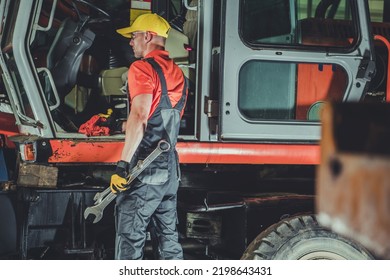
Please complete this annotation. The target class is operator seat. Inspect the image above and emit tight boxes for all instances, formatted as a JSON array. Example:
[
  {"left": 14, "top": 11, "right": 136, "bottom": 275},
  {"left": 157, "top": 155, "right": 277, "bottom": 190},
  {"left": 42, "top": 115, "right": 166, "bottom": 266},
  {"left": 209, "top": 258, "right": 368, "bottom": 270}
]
[
  {"left": 44, "top": 17, "right": 96, "bottom": 132},
  {"left": 47, "top": 17, "right": 95, "bottom": 100}
]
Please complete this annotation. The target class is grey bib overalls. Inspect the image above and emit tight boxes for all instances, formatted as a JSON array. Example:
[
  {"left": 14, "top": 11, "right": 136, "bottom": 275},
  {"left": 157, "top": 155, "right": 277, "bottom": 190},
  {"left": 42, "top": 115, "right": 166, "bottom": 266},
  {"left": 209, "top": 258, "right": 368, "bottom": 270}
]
[{"left": 115, "top": 57, "right": 187, "bottom": 260}]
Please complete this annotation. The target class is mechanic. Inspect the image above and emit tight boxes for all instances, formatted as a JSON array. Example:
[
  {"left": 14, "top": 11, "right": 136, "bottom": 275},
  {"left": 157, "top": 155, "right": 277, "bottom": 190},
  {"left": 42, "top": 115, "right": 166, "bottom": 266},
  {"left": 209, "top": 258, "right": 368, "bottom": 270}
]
[{"left": 110, "top": 13, "right": 187, "bottom": 260}]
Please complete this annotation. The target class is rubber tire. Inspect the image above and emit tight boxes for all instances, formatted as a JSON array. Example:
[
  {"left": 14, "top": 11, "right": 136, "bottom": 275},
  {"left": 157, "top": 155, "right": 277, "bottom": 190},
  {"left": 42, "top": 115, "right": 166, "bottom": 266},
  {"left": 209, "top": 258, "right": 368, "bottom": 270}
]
[{"left": 241, "top": 215, "right": 374, "bottom": 260}]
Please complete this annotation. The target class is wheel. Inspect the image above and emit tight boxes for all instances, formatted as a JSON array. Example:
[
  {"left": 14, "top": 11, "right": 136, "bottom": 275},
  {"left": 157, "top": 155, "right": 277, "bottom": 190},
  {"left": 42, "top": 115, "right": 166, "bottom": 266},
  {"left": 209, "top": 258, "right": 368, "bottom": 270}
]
[{"left": 241, "top": 215, "right": 374, "bottom": 260}]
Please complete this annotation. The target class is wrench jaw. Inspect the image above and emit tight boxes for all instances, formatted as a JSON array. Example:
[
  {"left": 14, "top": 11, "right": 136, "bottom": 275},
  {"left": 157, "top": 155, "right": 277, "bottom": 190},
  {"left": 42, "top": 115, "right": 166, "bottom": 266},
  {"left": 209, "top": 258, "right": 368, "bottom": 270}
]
[
  {"left": 158, "top": 140, "right": 170, "bottom": 152},
  {"left": 84, "top": 191, "right": 117, "bottom": 223},
  {"left": 84, "top": 206, "right": 103, "bottom": 224},
  {"left": 93, "top": 187, "right": 111, "bottom": 205}
]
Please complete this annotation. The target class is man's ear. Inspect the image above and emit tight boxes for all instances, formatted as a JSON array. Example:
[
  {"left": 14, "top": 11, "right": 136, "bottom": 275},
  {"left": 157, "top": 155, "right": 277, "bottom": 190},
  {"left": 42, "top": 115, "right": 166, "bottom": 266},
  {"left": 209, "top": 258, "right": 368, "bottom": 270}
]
[{"left": 145, "top": 32, "right": 153, "bottom": 43}]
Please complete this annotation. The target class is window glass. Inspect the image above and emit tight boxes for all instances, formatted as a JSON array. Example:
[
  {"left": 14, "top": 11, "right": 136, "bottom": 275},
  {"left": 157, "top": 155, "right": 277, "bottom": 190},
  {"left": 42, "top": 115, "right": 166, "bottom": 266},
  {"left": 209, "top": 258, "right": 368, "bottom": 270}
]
[
  {"left": 1, "top": 0, "right": 35, "bottom": 120},
  {"left": 240, "top": 0, "right": 356, "bottom": 48},
  {"left": 1, "top": 0, "right": 18, "bottom": 51},
  {"left": 238, "top": 60, "right": 347, "bottom": 121},
  {"left": 369, "top": 0, "right": 384, "bottom": 22},
  {"left": 241, "top": 0, "right": 293, "bottom": 44}
]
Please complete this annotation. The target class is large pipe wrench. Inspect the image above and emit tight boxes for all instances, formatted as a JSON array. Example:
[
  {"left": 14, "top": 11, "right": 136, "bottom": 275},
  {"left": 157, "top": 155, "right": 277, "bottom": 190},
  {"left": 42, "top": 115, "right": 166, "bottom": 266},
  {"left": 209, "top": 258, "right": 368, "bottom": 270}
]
[{"left": 84, "top": 140, "right": 170, "bottom": 223}]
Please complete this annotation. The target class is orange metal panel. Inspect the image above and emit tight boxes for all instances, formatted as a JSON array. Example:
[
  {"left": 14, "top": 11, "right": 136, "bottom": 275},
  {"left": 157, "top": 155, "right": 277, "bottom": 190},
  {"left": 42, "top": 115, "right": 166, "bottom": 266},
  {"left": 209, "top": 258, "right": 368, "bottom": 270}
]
[
  {"left": 0, "top": 112, "right": 18, "bottom": 136},
  {"left": 177, "top": 142, "right": 320, "bottom": 164},
  {"left": 0, "top": 112, "right": 18, "bottom": 148},
  {"left": 48, "top": 140, "right": 320, "bottom": 165},
  {"left": 296, "top": 64, "right": 346, "bottom": 120},
  {"left": 49, "top": 140, "right": 123, "bottom": 163}
]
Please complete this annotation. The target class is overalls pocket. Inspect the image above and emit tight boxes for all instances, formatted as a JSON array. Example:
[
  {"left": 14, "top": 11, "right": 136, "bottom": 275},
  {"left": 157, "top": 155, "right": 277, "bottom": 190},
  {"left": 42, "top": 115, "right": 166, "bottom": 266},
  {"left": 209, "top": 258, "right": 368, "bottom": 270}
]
[{"left": 137, "top": 153, "right": 169, "bottom": 185}]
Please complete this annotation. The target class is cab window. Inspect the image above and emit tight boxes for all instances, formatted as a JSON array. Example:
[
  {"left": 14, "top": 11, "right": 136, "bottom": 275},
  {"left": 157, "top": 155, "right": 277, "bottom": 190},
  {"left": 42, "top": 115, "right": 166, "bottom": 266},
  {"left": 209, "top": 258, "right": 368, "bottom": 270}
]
[
  {"left": 240, "top": 0, "right": 357, "bottom": 48},
  {"left": 238, "top": 60, "right": 347, "bottom": 121},
  {"left": 0, "top": 0, "right": 36, "bottom": 121}
]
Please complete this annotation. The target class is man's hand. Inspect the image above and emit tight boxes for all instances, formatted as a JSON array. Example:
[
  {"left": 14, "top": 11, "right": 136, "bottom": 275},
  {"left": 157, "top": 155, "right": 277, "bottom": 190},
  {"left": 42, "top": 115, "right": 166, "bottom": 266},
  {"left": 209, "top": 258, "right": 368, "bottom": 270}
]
[{"left": 110, "top": 160, "right": 129, "bottom": 193}]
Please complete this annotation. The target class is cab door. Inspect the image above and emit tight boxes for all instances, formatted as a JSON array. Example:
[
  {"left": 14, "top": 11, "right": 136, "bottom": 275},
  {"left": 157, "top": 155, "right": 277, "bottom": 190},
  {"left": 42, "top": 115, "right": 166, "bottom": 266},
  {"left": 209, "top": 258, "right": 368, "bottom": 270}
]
[
  {"left": 220, "top": 0, "right": 374, "bottom": 142},
  {"left": 0, "top": 0, "right": 56, "bottom": 138}
]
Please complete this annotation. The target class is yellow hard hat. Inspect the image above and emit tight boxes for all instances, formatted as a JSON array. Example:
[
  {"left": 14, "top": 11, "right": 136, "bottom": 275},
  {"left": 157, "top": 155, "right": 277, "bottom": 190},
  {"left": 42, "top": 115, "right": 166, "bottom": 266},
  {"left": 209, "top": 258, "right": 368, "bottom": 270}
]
[{"left": 116, "top": 13, "right": 171, "bottom": 38}]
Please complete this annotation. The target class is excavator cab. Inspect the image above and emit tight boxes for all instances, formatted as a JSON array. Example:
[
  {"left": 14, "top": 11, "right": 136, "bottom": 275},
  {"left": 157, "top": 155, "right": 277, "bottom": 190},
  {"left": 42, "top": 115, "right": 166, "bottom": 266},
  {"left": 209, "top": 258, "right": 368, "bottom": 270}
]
[
  {"left": 0, "top": 0, "right": 388, "bottom": 260},
  {"left": 1, "top": 0, "right": 378, "bottom": 142}
]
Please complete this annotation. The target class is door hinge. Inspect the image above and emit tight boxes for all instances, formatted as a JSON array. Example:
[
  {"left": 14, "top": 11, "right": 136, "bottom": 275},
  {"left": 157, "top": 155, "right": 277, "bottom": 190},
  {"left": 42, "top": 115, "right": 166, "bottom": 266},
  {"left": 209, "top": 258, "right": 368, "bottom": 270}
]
[
  {"left": 356, "top": 50, "right": 375, "bottom": 82},
  {"left": 204, "top": 97, "right": 219, "bottom": 118}
]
